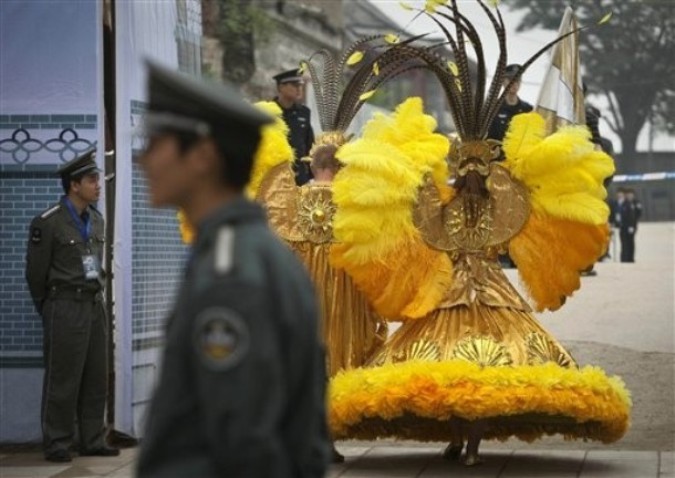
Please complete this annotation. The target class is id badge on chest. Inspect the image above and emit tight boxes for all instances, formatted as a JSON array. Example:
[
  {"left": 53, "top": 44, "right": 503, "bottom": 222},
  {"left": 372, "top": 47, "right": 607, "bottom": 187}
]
[{"left": 82, "top": 254, "right": 101, "bottom": 280}]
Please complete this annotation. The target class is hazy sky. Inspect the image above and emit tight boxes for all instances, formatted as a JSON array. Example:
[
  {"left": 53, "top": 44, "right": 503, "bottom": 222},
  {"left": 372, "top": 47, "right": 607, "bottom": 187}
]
[
  {"left": 369, "top": 0, "right": 556, "bottom": 105},
  {"left": 368, "top": 0, "right": 674, "bottom": 153}
]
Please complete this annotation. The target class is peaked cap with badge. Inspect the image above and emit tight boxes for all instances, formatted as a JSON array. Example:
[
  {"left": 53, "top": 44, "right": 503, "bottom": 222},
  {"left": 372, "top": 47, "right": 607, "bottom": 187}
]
[
  {"left": 57, "top": 146, "right": 101, "bottom": 179},
  {"left": 504, "top": 63, "right": 523, "bottom": 79},
  {"left": 273, "top": 68, "right": 305, "bottom": 85}
]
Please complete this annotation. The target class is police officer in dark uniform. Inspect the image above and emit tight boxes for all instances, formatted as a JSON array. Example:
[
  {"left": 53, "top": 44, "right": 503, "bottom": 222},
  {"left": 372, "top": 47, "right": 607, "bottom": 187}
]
[
  {"left": 136, "top": 61, "right": 329, "bottom": 478},
  {"left": 621, "top": 188, "right": 641, "bottom": 262},
  {"left": 25, "top": 148, "right": 118, "bottom": 462},
  {"left": 487, "top": 64, "right": 533, "bottom": 144},
  {"left": 273, "top": 68, "right": 315, "bottom": 185}
]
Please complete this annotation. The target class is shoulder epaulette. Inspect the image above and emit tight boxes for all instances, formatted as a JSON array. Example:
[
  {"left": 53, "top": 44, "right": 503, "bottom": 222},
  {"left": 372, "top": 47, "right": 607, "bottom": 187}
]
[{"left": 40, "top": 204, "right": 61, "bottom": 220}]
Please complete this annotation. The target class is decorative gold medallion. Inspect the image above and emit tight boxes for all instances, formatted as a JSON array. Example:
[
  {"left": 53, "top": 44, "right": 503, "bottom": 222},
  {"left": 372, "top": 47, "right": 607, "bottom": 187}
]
[
  {"left": 444, "top": 198, "right": 493, "bottom": 251},
  {"left": 297, "top": 186, "right": 336, "bottom": 243},
  {"left": 452, "top": 335, "right": 512, "bottom": 367},
  {"left": 526, "top": 333, "right": 573, "bottom": 368}
]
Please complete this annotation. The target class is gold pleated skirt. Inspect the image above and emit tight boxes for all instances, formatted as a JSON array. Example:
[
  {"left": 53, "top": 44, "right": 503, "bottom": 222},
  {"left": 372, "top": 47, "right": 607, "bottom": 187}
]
[
  {"left": 329, "top": 302, "right": 631, "bottom": 443},
  {"left": 292, "top": 242, "right": 387, "bottom": 377}
]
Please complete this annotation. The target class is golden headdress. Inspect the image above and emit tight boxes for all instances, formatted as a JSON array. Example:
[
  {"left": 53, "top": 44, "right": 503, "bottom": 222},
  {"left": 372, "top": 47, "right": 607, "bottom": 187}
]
[{"left": 300, "top": 34, "right": 431, "bottom": 159}]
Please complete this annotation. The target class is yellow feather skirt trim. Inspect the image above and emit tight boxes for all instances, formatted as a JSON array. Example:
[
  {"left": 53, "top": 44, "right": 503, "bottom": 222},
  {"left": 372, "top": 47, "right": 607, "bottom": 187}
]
[{"left": 329, "top": 359, "right": 631, "bottom": 444}]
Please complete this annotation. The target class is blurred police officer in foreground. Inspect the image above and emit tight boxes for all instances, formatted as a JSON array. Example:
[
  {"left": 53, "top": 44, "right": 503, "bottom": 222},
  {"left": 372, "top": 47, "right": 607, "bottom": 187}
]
[
  {"left": 273, "top": 68, "right": 315, "bottom": 185},
  {"left": 26, "top": 148, "right": 118, "bottom": 462},
  {"left": 136, "top": 61, "right": 329, "bottom": 478}
]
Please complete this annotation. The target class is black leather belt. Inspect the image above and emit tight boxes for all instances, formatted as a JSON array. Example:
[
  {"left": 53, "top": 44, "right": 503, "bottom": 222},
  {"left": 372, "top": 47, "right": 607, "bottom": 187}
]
[{"left": 48, "top": 286, "right": 102, "bottom": 302}]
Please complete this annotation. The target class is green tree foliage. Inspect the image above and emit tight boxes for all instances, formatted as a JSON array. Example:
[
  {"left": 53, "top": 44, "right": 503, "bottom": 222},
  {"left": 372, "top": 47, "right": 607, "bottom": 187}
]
[
  {"left": 505, "top": 0, "right": 675, "bottom": 154},
  {"left": 217, "top": 0, "right": 275, "bottom": 84}
]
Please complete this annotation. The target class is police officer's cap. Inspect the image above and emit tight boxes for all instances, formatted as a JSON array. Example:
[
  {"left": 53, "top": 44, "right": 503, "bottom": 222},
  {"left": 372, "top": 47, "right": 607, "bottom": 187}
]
[
  {"left": 273, "top": 68, "right": 305, "bottom": 85},
  {"left": 145, "top": 60, "right": 273, "bottom": 138},
  {"left": 504, "top": 64, "right": 522, "bottom": 79},
  {"left": 57, "top": 147, "right": 100, "bottom": 179}
]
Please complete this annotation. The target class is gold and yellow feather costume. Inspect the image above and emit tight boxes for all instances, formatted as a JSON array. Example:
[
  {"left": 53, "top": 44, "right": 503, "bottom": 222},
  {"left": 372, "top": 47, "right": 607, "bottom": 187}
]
[
  {"left": 327, "top": 93, "right": 629, "bottom": 443},
  {"left": 251, "top": 90, "right": 393, "bottom": 377}
]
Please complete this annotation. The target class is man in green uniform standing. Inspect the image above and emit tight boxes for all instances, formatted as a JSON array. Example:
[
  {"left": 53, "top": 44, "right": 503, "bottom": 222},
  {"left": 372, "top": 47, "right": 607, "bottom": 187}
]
[
  {"left": 25, "top": 148, "right": 118, "bottom": 462},
  {"left": 136, "top": 61, "right": 329, "bottom": 477}
]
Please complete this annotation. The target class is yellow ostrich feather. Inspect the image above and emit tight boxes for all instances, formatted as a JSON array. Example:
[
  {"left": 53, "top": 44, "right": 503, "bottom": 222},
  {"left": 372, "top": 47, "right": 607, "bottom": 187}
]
[
  {"left": 502, "top": 112, "right": 614, "bottom": 311},
  {"left": 330, "top": 97, "right": 453, "bottom": 320},
  {"left": 245, "top": 101, "right": 294, "bottom": 199},
  {"left": 503, "top": 113, "right": 614, "bottom": 225},
  {"left": 510, "top": 212, "right": 609, "bottom": 311}
]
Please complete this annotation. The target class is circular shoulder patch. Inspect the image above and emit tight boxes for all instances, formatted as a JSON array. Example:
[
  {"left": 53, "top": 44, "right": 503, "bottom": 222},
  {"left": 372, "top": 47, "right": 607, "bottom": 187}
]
[
  {"left": 31, "top": 227, "right": 42, "bottom": 244},
  {"left": 193, "top": 308, "right": 250, "bottom": 371}
]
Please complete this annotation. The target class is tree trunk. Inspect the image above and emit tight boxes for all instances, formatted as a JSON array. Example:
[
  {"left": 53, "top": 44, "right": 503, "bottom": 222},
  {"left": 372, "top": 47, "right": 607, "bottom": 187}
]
[{"left": 619, "top": 122, "right": 641, "bottom": 158}]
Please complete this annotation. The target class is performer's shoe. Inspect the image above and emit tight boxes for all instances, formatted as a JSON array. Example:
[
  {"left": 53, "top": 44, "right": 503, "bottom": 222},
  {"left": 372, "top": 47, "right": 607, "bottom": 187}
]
[
  {"left": 45, "top": 449, "right": 72, "bottom": 463},
  {"left": 442, "top": 444, "right": 463, "bottom": 461},
  {"left": 463, "top": 453, "right": 483, "bottom": 467},
  {"left": 80, "top": 446, "right": 120, "bottom": 457},
  {"left": 332, "top": 445, "right": 345, "bottom": 463}
]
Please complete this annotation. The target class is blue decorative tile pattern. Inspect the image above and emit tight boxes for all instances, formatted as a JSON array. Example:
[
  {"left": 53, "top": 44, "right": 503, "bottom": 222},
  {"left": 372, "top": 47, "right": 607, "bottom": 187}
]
[
  {"left": 0, "top": 168, "right": 62, "bottom": 361},
  {"left": 0, "top": 114, "right": 97, "bottom": 165}
]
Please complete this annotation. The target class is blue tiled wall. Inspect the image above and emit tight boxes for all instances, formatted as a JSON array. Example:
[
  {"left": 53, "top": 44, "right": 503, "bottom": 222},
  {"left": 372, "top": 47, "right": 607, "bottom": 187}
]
[
  {"left": 0, "top": 114, "right": 97, "bottom": 131},
  {"left": 0, "top": 168, "right": 62, "bottom": 364},
  {"left": 131, "top": 161, "right": 188, "bottom": 348}
]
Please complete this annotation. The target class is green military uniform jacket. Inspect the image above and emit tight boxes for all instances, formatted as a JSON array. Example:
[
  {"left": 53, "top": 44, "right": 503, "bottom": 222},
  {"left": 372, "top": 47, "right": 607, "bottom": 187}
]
[
  {"left": 137, "top": 198, "right": 329, "bottom": 478},
  {"left": 26, "top": 198, "right": 105, "bottom": 313}
]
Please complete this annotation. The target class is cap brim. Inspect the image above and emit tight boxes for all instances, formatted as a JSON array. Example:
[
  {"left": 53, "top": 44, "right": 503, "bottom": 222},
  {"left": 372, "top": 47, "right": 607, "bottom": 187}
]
[{"left": 279, "top": 77, "right": 305, "bottom": 85}]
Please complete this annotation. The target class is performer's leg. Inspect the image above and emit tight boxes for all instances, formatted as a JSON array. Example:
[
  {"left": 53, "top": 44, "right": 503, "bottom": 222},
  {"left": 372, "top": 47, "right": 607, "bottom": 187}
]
[
  {"left": 464, "top": 419, "right": 486, "bottom": 466},
  {"left": 442, "top": 417, "right": 464, "bottom": 461}
]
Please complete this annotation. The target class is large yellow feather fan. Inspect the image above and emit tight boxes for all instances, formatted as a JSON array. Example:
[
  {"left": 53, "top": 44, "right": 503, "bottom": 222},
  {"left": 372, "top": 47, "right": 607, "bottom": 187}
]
[
  {"left": 330, "top": 97, "right": 453, "bottom": 320},
  {"left": 503, "top": 112, "right": 615, "bottom": 311}
]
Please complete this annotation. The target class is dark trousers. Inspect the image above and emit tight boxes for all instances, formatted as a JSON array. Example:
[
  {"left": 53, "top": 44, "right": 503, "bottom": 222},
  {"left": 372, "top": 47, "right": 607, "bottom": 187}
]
[
  {"left": 620, "top": 228, "right": 636, "bottom": 262},
  {"left": 41, "top": 297, "right": 108, "bottom": 455}
]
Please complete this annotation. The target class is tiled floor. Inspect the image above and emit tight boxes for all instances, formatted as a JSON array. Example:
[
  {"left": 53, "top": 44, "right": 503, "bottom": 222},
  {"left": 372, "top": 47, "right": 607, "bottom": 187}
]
[{"left": 0, "top": 445, "right": 672, "bottom": 478}]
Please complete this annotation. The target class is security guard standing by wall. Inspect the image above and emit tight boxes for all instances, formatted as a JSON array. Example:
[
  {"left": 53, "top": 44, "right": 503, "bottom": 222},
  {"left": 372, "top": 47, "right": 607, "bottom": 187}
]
[
  {"left": 136, "top": 61, "right": 329, "bottom": 477},
  {"left": 25, "top": 148, "right": 118, "bottom": 462},
  {"left": 273, "top": 68, "right": 315, "bottom": 185}
]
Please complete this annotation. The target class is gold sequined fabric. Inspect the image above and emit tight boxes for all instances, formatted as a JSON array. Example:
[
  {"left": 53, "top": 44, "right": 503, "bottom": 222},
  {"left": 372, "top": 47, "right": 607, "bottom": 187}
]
[
  {"left": 369, "top": 297, "right": 576, "bottom": 369},
  {"left": 372, "top": 164, "right": 574, "bottom": 369},
  {"left": 293, "top": 241, "right": 387, "bottom": 376},
  {"left": 257, "top": 169, "right": 387, "bottom": 376}
]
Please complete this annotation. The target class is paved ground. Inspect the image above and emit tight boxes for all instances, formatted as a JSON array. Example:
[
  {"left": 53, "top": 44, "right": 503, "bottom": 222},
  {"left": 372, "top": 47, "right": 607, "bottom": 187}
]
[
  {"left": 1, "top": 223, "right": 673, "bottom": 477},
  {"left": 0, "top": 446, "right": 673, "bottom": 478}
]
